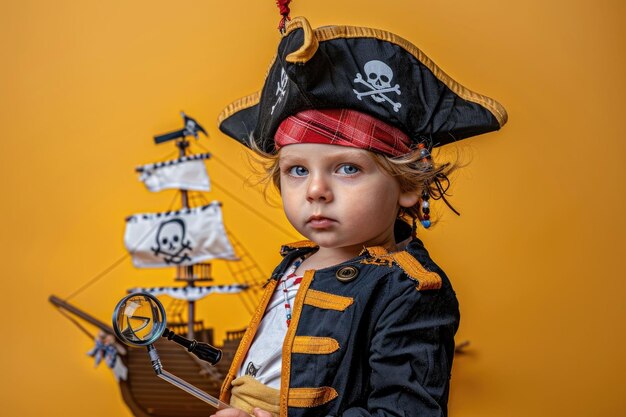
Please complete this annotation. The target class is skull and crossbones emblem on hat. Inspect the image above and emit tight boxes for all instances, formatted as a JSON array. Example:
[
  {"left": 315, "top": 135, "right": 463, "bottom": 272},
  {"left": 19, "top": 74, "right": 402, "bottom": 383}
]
[{"left": 353, "top": 60, "right": 402, "bottom": 112}]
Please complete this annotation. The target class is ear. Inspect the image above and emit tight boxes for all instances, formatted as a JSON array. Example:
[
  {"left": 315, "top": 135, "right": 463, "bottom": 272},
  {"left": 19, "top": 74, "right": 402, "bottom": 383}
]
[{"left": 398, "top": 190, "right": 420, "bottom": 208}]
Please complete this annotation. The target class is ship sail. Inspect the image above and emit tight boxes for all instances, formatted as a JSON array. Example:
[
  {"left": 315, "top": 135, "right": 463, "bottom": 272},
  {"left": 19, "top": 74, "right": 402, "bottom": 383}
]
[
  {"left": 124, "top": 201, "right": 238, "bottom": 268},
  {"left": 128, "top": 284, "right": 248, "bottom": 301},
  {"left": 137, "top": 152, "right": 212, "bottom": 192}
]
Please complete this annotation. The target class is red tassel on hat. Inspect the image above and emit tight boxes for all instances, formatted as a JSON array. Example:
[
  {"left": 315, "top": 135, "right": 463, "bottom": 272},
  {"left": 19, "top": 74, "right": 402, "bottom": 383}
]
[{"left": 276, "top": 0, "right": 291, "bottom": 32}]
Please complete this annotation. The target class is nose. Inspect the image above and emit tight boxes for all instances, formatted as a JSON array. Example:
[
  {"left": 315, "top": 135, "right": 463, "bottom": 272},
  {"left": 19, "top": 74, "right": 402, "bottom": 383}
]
[{"left": 306, "top": 173, "right": 333, "bottom": 203}]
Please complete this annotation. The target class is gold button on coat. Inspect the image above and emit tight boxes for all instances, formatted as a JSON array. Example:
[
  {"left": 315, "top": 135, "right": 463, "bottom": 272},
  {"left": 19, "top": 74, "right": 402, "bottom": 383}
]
[{"left": 336, "top": 266, "right": 359, "bottom": 282}]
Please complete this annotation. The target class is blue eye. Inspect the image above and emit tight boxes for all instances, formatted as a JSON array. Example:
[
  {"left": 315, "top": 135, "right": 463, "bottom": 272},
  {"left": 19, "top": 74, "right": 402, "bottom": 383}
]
[
  {"left": 337, "top": 164, "right": 359, "bottom": 175},
  {"left": 289, "top": 166, "right": 309, "bottom": 176}
]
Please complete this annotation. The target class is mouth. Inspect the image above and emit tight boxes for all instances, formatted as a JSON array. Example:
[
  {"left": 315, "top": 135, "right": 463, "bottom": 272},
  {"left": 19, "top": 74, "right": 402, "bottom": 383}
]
[{"left": 306, "top": 215, "right": 337, "bottom": 229}]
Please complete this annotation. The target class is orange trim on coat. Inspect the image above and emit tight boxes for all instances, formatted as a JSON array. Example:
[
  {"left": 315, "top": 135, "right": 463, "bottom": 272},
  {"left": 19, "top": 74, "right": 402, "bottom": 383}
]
[
  {"left": 292, "top": 336, "right": 340, "bottom": 354},
  {"left": 280, "top": 240, "right": 318, "bottom": 256},
  {"left": 364, "top": 246, "right": 390, "bottom": 257},
  {"left": 304, "top": 289, "right": 353, "bottom": 311},
  {"left": 288, "top": 387, "right": 339, "bottom": 408},
  {"left": 280, "top": 269, "right": 315, "bottom": 416},
  {"left": 219, "top": 279, "right": 279, "bottom": 403},
  {"left": 362, "top": 245, "right": 442, "bottom": 290},
  {"left": 283, "top": 240, "right": 318, "bottom": 249},
  {"left": 390, "top": 251, "right": 442, "bottom": 290}
]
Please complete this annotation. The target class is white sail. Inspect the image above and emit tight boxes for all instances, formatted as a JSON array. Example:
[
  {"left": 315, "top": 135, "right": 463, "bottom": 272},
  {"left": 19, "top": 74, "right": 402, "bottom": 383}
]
[
  {"left": 128, "top": 284, "right": 248, "bottom": 302},
  {"left": 124, "top": 201, "right": 238, "bottom": 268},
  {"left": 137, "top": 153, "right": 211, "bottom": 192}
]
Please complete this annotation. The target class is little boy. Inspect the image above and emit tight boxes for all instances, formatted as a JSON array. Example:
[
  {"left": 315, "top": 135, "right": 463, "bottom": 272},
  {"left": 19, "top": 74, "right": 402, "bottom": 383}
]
[{"left": 214, "top": 17, "right": 507, "bottom": 417}]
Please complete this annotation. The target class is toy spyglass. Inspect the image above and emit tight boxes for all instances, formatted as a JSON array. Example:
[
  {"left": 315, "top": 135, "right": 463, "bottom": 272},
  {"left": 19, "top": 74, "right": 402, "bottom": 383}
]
[{"left": 112, "top": 292, "right": 235, "bottom": 411}]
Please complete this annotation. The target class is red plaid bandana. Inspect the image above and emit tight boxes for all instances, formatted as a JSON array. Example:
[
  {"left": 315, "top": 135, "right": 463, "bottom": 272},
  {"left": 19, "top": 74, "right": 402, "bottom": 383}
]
[{"left": 274, "top": 109, "right": 412, "bottom": 157}]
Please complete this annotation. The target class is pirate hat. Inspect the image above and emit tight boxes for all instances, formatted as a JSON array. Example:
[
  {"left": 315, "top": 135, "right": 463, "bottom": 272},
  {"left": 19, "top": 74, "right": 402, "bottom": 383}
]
[{"left": 218, "top": 17, "right": 507, "bottom": 153}]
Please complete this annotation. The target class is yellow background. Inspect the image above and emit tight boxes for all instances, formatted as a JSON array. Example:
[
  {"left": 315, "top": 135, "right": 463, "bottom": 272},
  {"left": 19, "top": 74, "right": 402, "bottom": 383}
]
[{"left": 1, "top": 0, "right": 625, "bottom": 416}]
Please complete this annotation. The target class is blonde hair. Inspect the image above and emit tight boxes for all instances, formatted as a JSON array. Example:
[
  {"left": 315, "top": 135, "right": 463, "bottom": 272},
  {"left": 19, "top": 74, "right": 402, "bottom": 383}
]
[
  {"left": 246, "top": 135, "right": 459, "bottom": 226},
  {"left": 369, "top": 150, "right": 457, "bottom": 224}
]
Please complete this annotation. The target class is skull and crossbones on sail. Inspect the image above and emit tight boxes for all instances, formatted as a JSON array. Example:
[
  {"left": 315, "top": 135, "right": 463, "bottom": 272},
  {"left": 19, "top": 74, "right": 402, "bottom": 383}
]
[
  {"left": 125, "top": 202, "right": 237, "bottom": 268},
  {"left": 353, "top": 60, "right": 402, "bottom": 112},
  {"left": 151, "top": 218, "right": 193, "bottom": 264}
]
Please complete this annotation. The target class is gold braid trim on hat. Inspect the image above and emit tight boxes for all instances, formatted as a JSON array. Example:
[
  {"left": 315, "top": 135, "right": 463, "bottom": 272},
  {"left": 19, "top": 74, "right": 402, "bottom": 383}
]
[
  {"left": 299, "top": 17, "right": 508, "bottom": 127},
  {"left": 218, "top": 16, "right": 507, "bottom": 132},
  {"left": 217, "top": 91, "right": 260, "bottom": 126},
  {"left": 284, "top": 18, "right": 319, "bottom": 63}
]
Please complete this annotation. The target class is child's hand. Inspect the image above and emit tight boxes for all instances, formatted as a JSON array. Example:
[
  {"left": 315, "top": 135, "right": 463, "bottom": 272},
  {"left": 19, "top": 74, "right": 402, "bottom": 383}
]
[
  {"left": 211, "top": 407, "right": 272, "bottom": 417},
  {"left": 210, "top": 407, "right": 250, "bottom": 417},
  {"left": 251, "top": 408, "right": 273, "bottom": 417}
]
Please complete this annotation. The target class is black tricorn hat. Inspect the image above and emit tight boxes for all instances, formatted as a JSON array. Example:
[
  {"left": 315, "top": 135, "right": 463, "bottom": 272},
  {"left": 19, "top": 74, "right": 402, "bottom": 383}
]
[{"left": 218, "top": 17, "right": 507, "bottom": 153}]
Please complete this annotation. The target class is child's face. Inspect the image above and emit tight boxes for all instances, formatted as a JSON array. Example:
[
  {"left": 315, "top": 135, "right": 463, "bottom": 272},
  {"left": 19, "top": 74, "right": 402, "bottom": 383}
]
[{"left": 279, "top": 143, "right": 418, "bottom": 251}]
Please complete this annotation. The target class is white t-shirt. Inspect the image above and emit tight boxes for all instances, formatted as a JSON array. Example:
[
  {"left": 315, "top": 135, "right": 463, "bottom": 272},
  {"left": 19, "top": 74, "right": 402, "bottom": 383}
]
[{"left": 237, "top": 260, "right": 303, "bottom": 388}]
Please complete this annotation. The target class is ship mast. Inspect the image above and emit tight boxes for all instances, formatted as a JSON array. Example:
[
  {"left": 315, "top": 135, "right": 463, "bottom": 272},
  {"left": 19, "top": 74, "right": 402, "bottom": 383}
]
[
  {"left": 175, "top": 137, "right": 198, "bottom": 339},
  {"left": 151, "top": 112, "right": 212, "bottom": 340}
]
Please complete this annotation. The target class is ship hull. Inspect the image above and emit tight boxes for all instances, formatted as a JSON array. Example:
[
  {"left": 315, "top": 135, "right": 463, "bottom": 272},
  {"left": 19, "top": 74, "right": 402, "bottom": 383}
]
[{"left": 119, "top": 328, "right": 242, "bottom": 417}]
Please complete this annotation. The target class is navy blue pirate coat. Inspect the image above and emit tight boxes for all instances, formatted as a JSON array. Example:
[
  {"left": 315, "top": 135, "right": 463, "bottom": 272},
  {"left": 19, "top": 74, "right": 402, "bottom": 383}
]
[{"left": 219, "top": 228, "right": 459, "bottom": 417}]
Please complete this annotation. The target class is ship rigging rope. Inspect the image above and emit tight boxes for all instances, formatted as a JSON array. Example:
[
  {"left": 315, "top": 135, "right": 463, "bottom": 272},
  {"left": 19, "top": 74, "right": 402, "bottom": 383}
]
[
  {"left": 58, "top": 306, "right": 96, "bottom": 339},
  {"left": 64, "top": 255, "right": 130, "bottom": 301},
  {"left": 161, "top": 149, "right": 179, "bottom": 162},
  {"left": 194, "top": 143, "right": 300, "bottom": 239},
  {"left": 194, "top": 142, "right": 278, "bottom": 201},
  {"left": 64, "top": 140, "right": 299, "bottom": 300},
  {"left": 185, "top": 190, "right": 263, "bottom": 315},
  {"left": 64, "top": 191, "right": 181, "bottom": 300},
  {"left": 57, "top": 307, "right": 127, "bottom": 354},
  {"left": 211, "top": 180, "right": 300, "bottom": 241}
]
